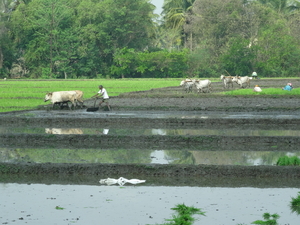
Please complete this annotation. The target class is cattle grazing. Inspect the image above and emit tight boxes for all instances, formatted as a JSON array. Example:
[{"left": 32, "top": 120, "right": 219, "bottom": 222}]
[
  {"left": 193, "top": 79, "right": 212, "bottom": 93},
  {"left": 44, "top": 91, "right": 76, "bottom": 109},
  {"left": 232, "top": 76, "right": 251, "bottom": 88},
  {"left": 180, "top": 79, "right": 194, "bottom": 93},
  {"left": 220, "top": 74, "right": 234, "bottom": 89}
]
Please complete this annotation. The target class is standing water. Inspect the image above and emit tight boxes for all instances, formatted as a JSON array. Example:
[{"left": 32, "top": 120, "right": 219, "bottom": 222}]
[{"left": 0, "top": 182, "right": 299, "bottom": 225}]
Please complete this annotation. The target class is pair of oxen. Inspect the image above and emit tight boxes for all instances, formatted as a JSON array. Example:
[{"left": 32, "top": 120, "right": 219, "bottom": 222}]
[{"left": 44, "top": 90, "right": 84, "bottom": 109}]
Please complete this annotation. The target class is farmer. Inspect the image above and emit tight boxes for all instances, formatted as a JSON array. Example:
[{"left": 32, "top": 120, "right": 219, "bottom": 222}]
[
  {"left": 92, "top": 85, "right": 111, "bottom": 111},
  {"left": 282, "top": 83, "right": 293, "bottom": 91},
  {"left": 252, "top": 71, "right": 258, "bottom": 79},
  {"left": 253, "top": 85, "right": 262, "bottom": 92}
]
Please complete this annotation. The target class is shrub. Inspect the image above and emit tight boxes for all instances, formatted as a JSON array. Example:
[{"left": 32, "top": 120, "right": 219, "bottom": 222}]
[
  {"left": 161, "top": 203, "right": 205, "bottom": 225},
  {"left": 290, "top": 192, "right": 300, "bottom": 215},
  {"left": 251, "top": 213, "right": 280, "bottom": 225},
  {"left": 276, "top": 156, "right": 300, "bottom": 166}
]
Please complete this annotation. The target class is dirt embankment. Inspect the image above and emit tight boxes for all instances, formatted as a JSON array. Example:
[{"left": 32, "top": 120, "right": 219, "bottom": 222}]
[{"left": 1, "top": 162, "right": 300, "bottom": 179}]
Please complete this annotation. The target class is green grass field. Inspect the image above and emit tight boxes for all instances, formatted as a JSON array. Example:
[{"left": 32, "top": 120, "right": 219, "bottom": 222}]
[
  {"left": 224, "top": 88, "right": 300, "bottom": 96},
  {"left": 0, "top": 78, "right": 299, "bottom": 113},
  {"left": 0, "top": 79, "right": 182, "bottom": 112}
]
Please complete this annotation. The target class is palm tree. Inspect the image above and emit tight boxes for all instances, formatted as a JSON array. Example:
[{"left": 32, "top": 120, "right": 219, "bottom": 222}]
[
  {"left": 161, "top": 0, "right": 195, "bottom": 48},
  {"left": 162, "top": 0, "right": 195, "bottom": 29}
]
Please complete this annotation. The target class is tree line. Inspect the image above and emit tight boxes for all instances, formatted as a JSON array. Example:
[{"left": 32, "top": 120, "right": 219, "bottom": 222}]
[{"left": 1, "top": 0, "right": 300, "bottom": 79}]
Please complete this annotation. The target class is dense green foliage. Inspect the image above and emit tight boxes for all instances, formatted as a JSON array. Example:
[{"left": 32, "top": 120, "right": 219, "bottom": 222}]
[{"left": 1, "top": 0, "right": 300, "bottom": 79}]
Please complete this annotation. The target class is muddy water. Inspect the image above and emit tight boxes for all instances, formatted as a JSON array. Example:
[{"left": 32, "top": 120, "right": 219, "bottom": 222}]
[
  {"left": 1, "top": 147, "right": 299, "bottom": 166},
  {"left": 1, "top": 183, "right": 299, "bottom": 225}
]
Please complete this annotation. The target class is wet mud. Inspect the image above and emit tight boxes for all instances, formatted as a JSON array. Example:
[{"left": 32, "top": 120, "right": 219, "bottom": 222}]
[{"left": 1, "top": 78, "right": 300, "bottom": 183}]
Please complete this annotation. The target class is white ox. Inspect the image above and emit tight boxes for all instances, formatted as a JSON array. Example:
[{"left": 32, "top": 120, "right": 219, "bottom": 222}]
[
  {"left": 44, "top": 91, "right": 76, "bottom": 109},
  {"left": 232, "top": 76, "right": 251, "bottom": 88},
  {"left": 220, "top": 75, "right": 234, "bottom": 89},
  {"left": 193, "top": 79, "right": 212, "bottom": 93},
  {"left": 180, "top": 79, "right": 193, "bottom": 93},
  {"left": 73, "top": 90, "right": 84, "bottom": 108}
]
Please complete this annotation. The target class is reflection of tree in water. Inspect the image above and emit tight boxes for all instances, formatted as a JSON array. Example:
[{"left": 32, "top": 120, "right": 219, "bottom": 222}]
[
  {"left": 190, "top": 151, "right": 299, "bottom": 166},
  {"left": 0, "top": 148, "right": 26, "bottom": 163},
  {"left": 248, "top": 151, "right": 300, "bottom": 165},
  {"left": 10, "top": 148, "right": 152, "bottom": 164},
  {"left": 2, "top": 148, "right": 300, "bottom": 165},
  {"left": 164, "top": 150, "right": 195, "bottom": 165},
  {"left": 107, "top": 149, "right": 152, "bottom": 164}
]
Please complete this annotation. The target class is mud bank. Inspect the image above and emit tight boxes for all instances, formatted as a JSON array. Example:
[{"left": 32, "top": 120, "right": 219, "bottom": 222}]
[
  {"left": 1, "top": 162, "right": 300, "bottom": 179},
  {"left": 1, "top": 166, "right": 300, "bottom": 188},
  {"left": 1, "top": 133, "right": 300, "bottom": 150},
  {"left": 1, "top": 116, "right": 300, "bottom": 129}
]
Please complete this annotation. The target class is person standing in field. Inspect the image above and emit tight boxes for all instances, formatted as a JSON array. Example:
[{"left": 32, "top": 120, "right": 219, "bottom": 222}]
[
  {"left": 252, "top": 71, "right": 258, "bottom": 79},
  {"left": 92, "top": 85, "right": 111, "bottom": 111}
]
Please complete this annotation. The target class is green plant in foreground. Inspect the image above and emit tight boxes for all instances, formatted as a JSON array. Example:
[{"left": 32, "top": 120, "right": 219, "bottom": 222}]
[
  {"left": 251, "top": 213, "right": 280, "bottom": 225},
  {"left": 161, "top": 203, "right": 205, "bottom": 225},
  {"left": 290, "top": 192, "right": 300, "bottom": 215},
  {"left": 276, "top": 155, "right": 300, "bottom": 166}
]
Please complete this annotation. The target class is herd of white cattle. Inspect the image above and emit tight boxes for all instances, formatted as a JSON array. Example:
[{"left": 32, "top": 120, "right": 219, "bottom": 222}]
[
  {"left": 180, "top": 75, "right": 251, "bottom": 93},
  {"left": 44, "top": 90, "right": 84, "bottom": 109}
]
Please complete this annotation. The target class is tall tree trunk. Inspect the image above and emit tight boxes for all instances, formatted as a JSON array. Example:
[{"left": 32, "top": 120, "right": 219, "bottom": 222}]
[
  {"left": 0, "top": 47, "right": 3, "bottom": 68},
  {"left": 190, "top": 33, "right": 193, "bottom": 51}
]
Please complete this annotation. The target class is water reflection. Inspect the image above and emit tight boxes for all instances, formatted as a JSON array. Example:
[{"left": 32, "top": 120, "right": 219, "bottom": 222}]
[
  {"left": 102, "top": 129, "right": 109, "bottom": 135},
  {"left": 45, "top": 128, "right": 83, "bottom": 134},
  {"left": 1, "top": 127, "right": 300, "bottom": 136},
  {"left": 0, "top": 148, "right": 299, "bottom": 166}
]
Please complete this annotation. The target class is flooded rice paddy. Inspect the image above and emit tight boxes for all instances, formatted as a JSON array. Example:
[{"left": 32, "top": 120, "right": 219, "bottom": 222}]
[
  {"left": 2, "top": 126, "right": 300, "bottom": 167},
  {"left": 0, "top": 108, "right": 299, "bottom": 225},
  {"left": 1, "top": 123, "right": 300, "bottom": 166}
]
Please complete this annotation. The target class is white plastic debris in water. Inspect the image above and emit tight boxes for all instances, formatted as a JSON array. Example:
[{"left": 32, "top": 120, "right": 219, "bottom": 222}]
[{"left": 99, "top": 177, "right": 146, "bottom": 186}]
